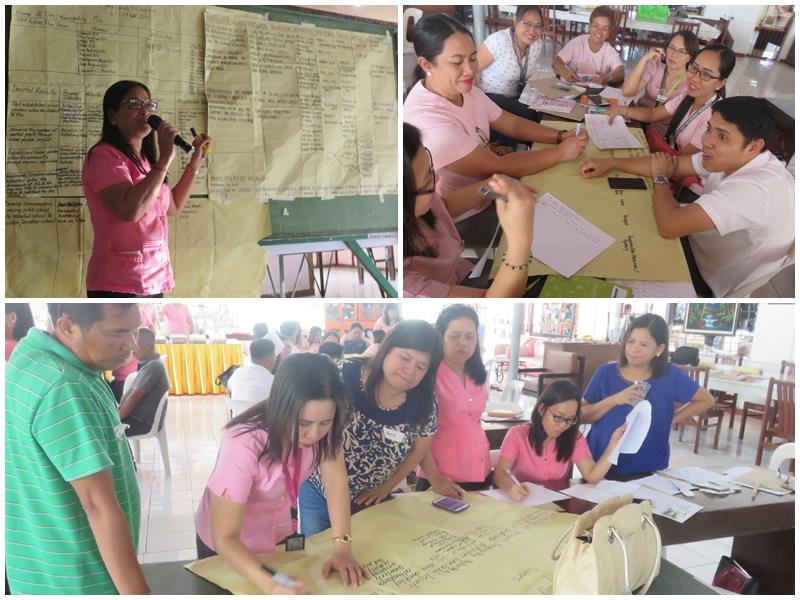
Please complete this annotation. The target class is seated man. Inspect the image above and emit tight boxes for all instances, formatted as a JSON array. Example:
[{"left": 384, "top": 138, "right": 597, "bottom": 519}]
[
  {"left": 227, "top": 338, "right": 276, "bottom": 417},
  {"left": 342, "top": 322, "right": 368, "bottom": 355},
  {"left": 580, "top": 96, "right": 794, "bottom": 297},
  {"left": 119, "top": 327, "right": 170, "bottom": 437}
]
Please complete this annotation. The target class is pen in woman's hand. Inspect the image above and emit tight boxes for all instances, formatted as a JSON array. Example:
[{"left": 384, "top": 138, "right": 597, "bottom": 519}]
[{"left": 479, "top": 186, "right": 508, "bottom": 203}]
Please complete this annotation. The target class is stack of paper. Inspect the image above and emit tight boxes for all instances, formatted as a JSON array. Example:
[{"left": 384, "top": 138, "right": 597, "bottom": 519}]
[
  {"left": 723, "top": 466, "right": 793, "bottom": 495},
  {"left": 585, "top": 113, "right": 643, "bottom": 149},
  {"left": 531, "top": 193, "right": 615, "bottom": 278},
  {"left": 480, "top": 483, "right": 570, "bottom": 507},
  {"left": 661, "top": 467, "right": 741, "bottom": 492}
]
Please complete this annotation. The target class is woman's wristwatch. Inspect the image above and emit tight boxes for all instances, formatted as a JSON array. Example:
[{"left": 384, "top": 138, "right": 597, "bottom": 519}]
[{"left": 653, "top": 175, "right": 670, "bottom": 185}]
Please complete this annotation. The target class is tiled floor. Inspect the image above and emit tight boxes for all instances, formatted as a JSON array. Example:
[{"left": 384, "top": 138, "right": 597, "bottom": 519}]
[{"left": 133, "top": 391, "right": 785, "bottom": 591}]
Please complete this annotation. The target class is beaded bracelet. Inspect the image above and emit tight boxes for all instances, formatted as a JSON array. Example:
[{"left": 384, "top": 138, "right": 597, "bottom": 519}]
[
  {"left": 556, "top": 129, "right": 566, "bottom": 143},
  {"left": 500, "top": 253, "right": 533, "bottom": 271}
]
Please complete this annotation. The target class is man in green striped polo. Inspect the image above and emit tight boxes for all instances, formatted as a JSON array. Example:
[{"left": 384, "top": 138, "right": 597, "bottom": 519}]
[{"left": 6, "top": 303, "right": 150, "bottom": 594}]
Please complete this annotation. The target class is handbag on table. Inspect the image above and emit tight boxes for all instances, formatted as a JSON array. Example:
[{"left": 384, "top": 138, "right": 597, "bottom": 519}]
[{"left": 551, "top": 494, "right": 662, "bottom": 595}]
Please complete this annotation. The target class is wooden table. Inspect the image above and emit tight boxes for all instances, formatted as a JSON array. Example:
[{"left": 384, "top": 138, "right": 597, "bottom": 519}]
[
  {"left": 141, "top": 555, "right": 716, "bottom": 594},
  {"left": 547, "top": 475, "right": 795, "bottom": 595}
]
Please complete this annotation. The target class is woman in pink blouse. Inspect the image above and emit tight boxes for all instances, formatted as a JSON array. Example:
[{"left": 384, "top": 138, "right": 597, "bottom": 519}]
[
  {"left": 194, "top": 354, "right": 367, "bottom": 593},
  {"left": 82, "top": 80, "right": 211, "bottom": 297},
  {"left": 621, "top": 31, "right": 698, "bottom": 138},
  {"left": 494, "top": 380, "right": 626, "bottom": 501},
  {"left": 606, "top": 45, "right": 736, "bottom": 155},
  {"left": 403, "top": 123, "right": 536, "bottom": 298},
  {"left": 404, "top": 14, "right": 587, "bottom": 221},
  {"left": 417, "top": 305, "right": 492, "bottom": 496}
]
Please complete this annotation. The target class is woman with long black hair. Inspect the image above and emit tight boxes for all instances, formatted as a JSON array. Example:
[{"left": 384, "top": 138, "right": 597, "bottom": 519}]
[{"left": 82, "top": 80, "right": 211, "bottom": 297}]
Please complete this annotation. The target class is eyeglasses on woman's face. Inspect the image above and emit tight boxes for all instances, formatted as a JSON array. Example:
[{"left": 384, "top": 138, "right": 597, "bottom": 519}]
[
  {"left": 517, "top": 18, "right": 543, "bottom": 31},
  {"left": 666, "top": 44, "right": 689, "bottom": 56},
  {"left": 687, "top": 62, "right": 722, "bottom": 81},
  {"left": 118, "top": 97, "right": 158, "bottom": 112},
  {"left": 547, "top": 407, "right": 579, "bottom": 426}
]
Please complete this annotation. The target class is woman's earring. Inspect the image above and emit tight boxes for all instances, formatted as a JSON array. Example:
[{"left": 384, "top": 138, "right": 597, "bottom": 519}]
[{"left": 426, "top": 71, "right": 432, "bottom": 76}]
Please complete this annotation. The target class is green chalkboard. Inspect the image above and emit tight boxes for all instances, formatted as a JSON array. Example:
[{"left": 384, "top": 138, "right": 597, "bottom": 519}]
[{"left": 231, "top": 5, "right": 398, "bottom": 238}]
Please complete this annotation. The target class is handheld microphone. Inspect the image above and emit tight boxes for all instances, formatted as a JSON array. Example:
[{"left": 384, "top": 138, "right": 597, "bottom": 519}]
[{"left": 147, "top": 115, "right": 194, "bottom": 154}]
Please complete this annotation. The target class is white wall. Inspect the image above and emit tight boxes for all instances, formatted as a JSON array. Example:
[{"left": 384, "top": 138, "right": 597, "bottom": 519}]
[
  {"left": 749, "top": 303, "right": 795, "bottom": 365},
  {"left": 779, "top": 19, "right": 795, "bottom": 60},
  {"left": 703, "top": 5, "right": 765, "bottom": 54}
]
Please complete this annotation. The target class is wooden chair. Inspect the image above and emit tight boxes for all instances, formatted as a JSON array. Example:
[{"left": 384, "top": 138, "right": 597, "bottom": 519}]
[
  {"left": 710, "top": 389, "right": 738, "bottom": 429},
  {"left": 780, "top": 360, "right": 795, "bottom": 379},
  {"left": 675, "top": 365, "right": 724, "bottom": 453},
  {"left": 672, "top": 19, "right": 700, "bottom": 36},
  {"left": 715, "top": 353, "right": 743, "bottom": 367},
  {"left": 528, "top": 350, "right": 585, "bottom": 397},
  {"left": 755, "top": 378, "right": 795, "bottom": 465},
  {"left": 485, "top": 6, "right": 512, "bottom": 35},
  {"left": 611, "top": 6, "right": 638, "bottom": 54},
  {"left": 539, "top": 7, "right": 560, "bottom": 56},
  {"left": 739, "top": 360, "right": 794, "bottom": 439},
  {"left": 678, "top": 365, "right": 709, "bottom": 388}
]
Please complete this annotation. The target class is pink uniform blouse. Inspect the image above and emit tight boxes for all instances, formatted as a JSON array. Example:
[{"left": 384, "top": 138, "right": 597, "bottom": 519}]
[
  {"left": 664, "top": 94, "right": 716, "bottom": 151},
  {"left": 500, "top": 424, "right": 591, "bottom": 483},
  {"left": 194, "top": 426, "right": 315, "bottom": 553},
  {"left": 82, "top": 144, "right": 174, "bottom": 295},
  {"left": 161, "top": 303, "right": 193, "bottom": 335},
  {"left": 404, "top": 80, "right": 503, "bottom": 219},
  {"left": 419, "top": 362, "right": 490, "bottom": 483},
  {"left": 556, "top": 34, "right": 623, "bottom": 78},
  {"left": 637, "top": 61, "right": 688, "bottom": 138},
  {"left": 403, "top": 195, "right": 473, "bottom": 298}
]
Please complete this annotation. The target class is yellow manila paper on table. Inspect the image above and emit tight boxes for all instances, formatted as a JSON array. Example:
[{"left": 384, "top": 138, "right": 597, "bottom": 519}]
[
  {"left": 491, "top": 124, "right": 690, "bottom": 283},
  {"left": 185, "top": 491, "right": 578, "bottom": 594}
]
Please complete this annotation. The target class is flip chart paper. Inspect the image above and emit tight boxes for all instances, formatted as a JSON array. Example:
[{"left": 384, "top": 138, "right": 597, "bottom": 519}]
[{"left": 185, "top": 491, "right": 578, "bottom": 594}]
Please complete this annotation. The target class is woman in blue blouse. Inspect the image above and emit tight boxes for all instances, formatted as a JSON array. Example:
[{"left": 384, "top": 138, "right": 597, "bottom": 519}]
[
  {"left": 299, "top": 320, "right": 442, "bottom": 536},
  {"left": 582, "top": 314, "right": 714, "bottom": 477}
]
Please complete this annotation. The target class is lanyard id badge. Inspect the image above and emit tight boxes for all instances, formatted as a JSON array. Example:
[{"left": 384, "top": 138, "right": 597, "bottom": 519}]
[
  {"left": 656, "top": 68, "right": 685, "bottom": 106},
  {"left": 282, "top": 452, "right": 306, "bottom": 551},
  {"left": 383, "top": 427, "right": 405, "bottom": 443}
]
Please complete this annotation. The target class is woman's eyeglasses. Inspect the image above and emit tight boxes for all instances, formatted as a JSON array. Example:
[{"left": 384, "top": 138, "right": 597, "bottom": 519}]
[
  {"left": 686, "top": 62, "right": 722, "bottom": 81},
  {"left": 547, "top": 408, "right": 579, "bottom": 426},
  {"left": 517, "top": 19, "right": 543, "bottom": 31},
  {"left": 416, "top": 147, "right": 437, "bottom": 197},
  {"left": 118, "top": 98, "right": 159, "bottom": 112},
  {"left": 666, "top": 44, "right": 689, "bottom": 56}
]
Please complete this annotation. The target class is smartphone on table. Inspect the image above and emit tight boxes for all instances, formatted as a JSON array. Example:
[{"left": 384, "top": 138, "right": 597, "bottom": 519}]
[
  {"left": 608, "top": 177, "right": 648, "bottom": 191},
  {"left": 432, "top": 496, "right": 470, "bottom": 513}
]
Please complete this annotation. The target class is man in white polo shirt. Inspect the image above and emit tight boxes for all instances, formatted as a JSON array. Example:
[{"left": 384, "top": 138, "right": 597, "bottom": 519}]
[
  {"left": 580, "top": 96, "right": 794, "bottom": 297},
  {"left": 227, "top": 338, "right": 275, "bottom": 417}
]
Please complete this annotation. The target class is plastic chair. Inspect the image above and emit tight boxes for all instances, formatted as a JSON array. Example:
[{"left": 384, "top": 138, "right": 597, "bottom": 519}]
[
  {"left": 128, "top": 391, "right": 171, "bottom": 476},
  {"left": 768, "top": 442, "right": 795, "bottom": 473},
  {"left": 121, "top": 370, "right": 171, "bottom": 475}
]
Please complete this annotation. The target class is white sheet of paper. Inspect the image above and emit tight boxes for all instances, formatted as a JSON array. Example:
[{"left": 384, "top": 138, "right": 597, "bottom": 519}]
[
  {"left": 634, "top": 474, "right": 694, "bottom": 496},
  {"left": 599, "top": 86, "right": 636, "bottom": 105},
  {"left": 609, "top": 279, "right": 697, "bottom": 298},
  {"left": 632, "top": 488, "right": 704, "bottom": 523},
  {"left": 480, "top": 483, "right": 570, "bottom": 507},
  {"left": 609, "top": 401, "right": 652, "bottom": 465},
  {"left": 561, "top": 480, "right": 640, "bottom": 504},
  {"left": 468, "top": 224, "right": 500, "bottom": 278},
  {"left": 585, "top": 113, "right": 643, "bottom": 149},
  {"left": 531, "top": 192, "right": 615, "bottom": 278}
]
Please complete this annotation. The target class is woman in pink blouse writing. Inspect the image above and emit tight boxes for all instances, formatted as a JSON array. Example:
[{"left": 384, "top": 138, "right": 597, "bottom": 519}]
[
  {"left": 494, "top": 380, "right": 626, "bottom": 500},
  {"left": 82, "top": 80, "right": 211, "bottom": 297},
  {"left": 194, "top": 354, "right": 368, "bottom": 593},
  {"left": 417, "top": 305, "right": 493, "bottom": 497}
]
